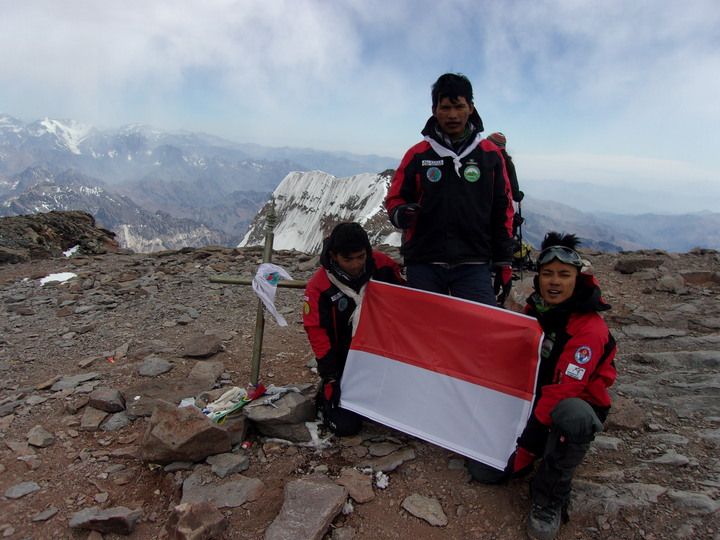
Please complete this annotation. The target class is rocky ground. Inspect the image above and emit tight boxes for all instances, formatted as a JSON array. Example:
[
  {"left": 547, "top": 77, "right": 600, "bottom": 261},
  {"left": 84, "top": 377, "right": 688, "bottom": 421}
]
[{"left": 0, "top": 241, "right": 719, "bottom": 539}]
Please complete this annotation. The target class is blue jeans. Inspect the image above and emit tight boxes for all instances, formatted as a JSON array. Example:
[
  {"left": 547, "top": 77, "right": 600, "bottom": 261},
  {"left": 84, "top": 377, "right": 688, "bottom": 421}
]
[{"left": 406, "top": 263, "right": 495, "bottom": 305}]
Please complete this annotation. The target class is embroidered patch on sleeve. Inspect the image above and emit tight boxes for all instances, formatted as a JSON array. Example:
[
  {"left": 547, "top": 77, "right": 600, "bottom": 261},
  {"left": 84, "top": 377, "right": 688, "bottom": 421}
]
[
  {"left": 574, "top": 345, "right": 592, "bottom": 365},
  {"left": 303, "top": 301, "right": 311, "bottom": 315},
  {"left": 565, "top": 364, "right": 586, "bottom": 380}
]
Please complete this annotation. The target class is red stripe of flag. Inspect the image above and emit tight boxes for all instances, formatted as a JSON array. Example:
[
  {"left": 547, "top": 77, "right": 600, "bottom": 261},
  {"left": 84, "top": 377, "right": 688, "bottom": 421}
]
[{"left": 351, "top": 281, "right": 542, "bottom": 401}]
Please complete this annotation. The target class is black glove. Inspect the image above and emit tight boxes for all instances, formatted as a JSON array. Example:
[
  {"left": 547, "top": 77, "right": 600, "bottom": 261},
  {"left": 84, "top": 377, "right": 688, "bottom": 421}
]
[
  {"left": 316, "top": 351, "right": 340, "bottom": 381},
  {"left": 514, "top": 190, "right": 525, "bottom": 202},
  {"left": 323, "top": 379, "right": 341, "bottom": 409},
  {"left": 493, "top": 263, "right": 513, "bottom": 306},
  {"left": 391, "top": 203, "right": 421, "bottom": 229},
  {"left": 517, "top": 414, "right": 550, "bottom": 456}
]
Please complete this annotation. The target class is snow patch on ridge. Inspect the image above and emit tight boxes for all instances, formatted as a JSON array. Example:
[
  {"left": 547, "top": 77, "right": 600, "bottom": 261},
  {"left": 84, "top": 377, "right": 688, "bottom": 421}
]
[
  {"left": 239, "top": 170, "right": 399, "bottom": 253},
  {"left": 37, "top": 118, "right": 92, "bottom": 155}
]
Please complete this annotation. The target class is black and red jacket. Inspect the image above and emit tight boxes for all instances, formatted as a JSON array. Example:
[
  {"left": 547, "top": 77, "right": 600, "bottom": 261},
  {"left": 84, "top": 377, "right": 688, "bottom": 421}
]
[
  {"left": 385, "top": 115, "right": 515, "bottom": 265},
  {"left": 525, "top": 273, "right": 617, "bottom": 427},
  {"left": 303, "top": 250, "right": 403, "bottom": 381}
]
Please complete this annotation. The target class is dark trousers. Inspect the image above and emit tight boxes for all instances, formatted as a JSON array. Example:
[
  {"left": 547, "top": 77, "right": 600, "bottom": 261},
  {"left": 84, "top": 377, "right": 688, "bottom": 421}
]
[
  {"left": 406, "top": 263, "right": 495, "bottom": 305},
  {"left": 531, "top": 398, "right": 603, "bottom": 509}
]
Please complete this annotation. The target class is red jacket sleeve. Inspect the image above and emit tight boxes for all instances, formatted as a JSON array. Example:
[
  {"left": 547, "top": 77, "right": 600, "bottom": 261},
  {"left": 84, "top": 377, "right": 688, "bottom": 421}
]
[
  {"left": 302, "top": 269, "right": 332, "bottom": 359},
  {"left": 533, "top": 315, "right": 614, "bottom": 425}
]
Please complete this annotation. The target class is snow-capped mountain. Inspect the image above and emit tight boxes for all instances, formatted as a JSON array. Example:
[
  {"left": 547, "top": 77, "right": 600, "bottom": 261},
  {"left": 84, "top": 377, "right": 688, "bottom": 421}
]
[
  {"left": 240, "top": 170, "right": 400, "bottom": 253},
  {"left": 239, "top": 170, "right": 720, "bottom": 254},
  {"left": 0, "top": 113, "right": 398, "bottom": 246},
  {"left": 0, "top": 167, "right": 228, "bottom": 252},
  {"left": 0, "top": 114, "right": 396, "bottom": 184}
]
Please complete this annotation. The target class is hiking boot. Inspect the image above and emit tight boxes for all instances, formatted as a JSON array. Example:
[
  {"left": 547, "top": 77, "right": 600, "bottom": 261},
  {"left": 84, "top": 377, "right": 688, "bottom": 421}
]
[{"left": 526, "top": 502, "right": 561, "bottom": 540}]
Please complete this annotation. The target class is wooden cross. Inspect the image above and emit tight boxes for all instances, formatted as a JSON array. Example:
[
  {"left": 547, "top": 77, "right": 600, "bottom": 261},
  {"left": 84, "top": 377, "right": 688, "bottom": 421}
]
[{"left": 209, "top": 202, "right": 308, "bottom": 385}]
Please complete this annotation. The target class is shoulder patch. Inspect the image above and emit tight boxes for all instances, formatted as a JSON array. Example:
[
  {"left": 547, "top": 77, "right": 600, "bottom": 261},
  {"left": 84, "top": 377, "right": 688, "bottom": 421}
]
[
  {"left": 303, "top": 301, "right": 311, "bottom": 315},
  {"left": 574, "top": 346, "right": 592, "bottom": 365}
]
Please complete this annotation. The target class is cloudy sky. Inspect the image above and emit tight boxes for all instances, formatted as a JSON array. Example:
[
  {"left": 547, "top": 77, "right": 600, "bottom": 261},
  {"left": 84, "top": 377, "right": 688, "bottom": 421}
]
[{"left": 2, "top": 0, "right": 719, "bottom": 208}]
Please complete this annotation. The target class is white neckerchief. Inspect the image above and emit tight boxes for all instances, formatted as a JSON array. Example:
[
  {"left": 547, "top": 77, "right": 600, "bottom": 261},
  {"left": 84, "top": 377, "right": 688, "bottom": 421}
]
[
  {"left": 424, "top": 132, "right": 482, "bottom": 176},
  {"left": 326, "top": 271, "right": 367, "bottom": 336}
]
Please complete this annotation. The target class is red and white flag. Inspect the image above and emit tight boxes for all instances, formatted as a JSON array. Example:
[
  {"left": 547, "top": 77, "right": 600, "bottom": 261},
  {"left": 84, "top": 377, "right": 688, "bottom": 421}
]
[{"left": 340, "top": 280, "right": 543, "bottom": 469}]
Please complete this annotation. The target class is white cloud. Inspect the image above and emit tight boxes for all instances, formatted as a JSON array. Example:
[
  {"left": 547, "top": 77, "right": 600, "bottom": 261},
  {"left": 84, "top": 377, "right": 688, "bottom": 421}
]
[
  {"left": 1, "top": 0, "right": 718, "bottom": 194},
  {"left": 524, "top": 152, "right": 718, "bottom": 187}
]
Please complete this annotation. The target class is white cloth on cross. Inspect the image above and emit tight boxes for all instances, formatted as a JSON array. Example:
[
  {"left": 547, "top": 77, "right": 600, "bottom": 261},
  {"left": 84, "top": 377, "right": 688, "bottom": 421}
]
[{"left": 252, "top": 263, "right": 293, "bottom": 326}]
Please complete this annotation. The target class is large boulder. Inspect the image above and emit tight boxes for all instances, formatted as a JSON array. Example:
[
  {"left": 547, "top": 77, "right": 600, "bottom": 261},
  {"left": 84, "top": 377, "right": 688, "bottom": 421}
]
[{"left": 140, "top": 401, "right": 232, "bottom": 464}]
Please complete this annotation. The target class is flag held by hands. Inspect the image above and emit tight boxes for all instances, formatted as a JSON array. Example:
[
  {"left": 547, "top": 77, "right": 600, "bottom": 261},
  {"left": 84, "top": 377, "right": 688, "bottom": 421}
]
[{"left": 340, "top": 281, "right": 543, "bottom": 470}]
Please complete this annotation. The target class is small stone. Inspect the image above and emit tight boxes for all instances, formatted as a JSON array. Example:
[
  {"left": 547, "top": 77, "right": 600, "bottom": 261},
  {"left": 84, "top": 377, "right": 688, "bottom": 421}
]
[
  {"left": 80, "top": 406, "right": 109, "bottom": 431},
  {"left": 32, "top": 506, "right": 59, "bottom": 522},
  {"left": 592, "top": 435, "right": 622, "bottom": 451},
  {"left": 101, "top": 412, "right": 131, "bottom": 432},
  {"left": 336, "top": 468, "right": 375, "bottom": 503},
  {"left": 138, "top": 356, "right": 174, "bottom": 377},
  {"left": 166, "top": 501, "right": 228, "bottom": 540},
  {"left": 359, "top": 448, "right": 416, "bottom": 473},
  {"left": 667, "top": 489, "right": 720, "bottom": 514},
  {"left": 368, "top": 442, "right": 401, "bottom": 457},
  {"left": 25, "top": 395, "right": 48, "bottom": 406},
  {"left": 27, "top": 425, "right": 55, "bottom": 447},
  {"left": 4, "top": 481, "right": 41, "bottom": 499},
  {"left": 89, "top": 388, "right": 126, "bottom": 413},
  {"left": 206, "top": 452, "right": 250, "bottom": 478},
  {"left": 164, "top": 461, "right": 194, "bottom": 472},
  {"left": 401, "top": 493, "right": 448, "bottom": 526},
  {"left": 69, "top": 506, "right": 142, "bottom": 535}
]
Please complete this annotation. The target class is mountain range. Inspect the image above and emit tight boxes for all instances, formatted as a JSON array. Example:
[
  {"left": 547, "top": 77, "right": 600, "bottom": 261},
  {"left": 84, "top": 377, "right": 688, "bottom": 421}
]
[
  {"left": 1, "top": 113, "right": 718, "bottom": 253},
  {"left": 240, "top": 171, "right": 720, "bottom": 254}
]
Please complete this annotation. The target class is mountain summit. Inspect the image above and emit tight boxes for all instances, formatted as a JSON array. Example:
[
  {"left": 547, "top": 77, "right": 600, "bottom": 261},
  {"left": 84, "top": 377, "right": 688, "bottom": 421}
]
[{"left": 240, "top": 170, "right": 399, "bottom": 253}]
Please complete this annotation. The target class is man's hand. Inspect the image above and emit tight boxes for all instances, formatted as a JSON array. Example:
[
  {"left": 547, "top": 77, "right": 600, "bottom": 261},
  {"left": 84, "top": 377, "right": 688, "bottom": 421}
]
[
  {"left": 493, "top": 263, "right": 513, "bottom": 306},
  {"left": 323, "top": 379, "right": 341, "bottom": 408},
  {"left": 391, "top": 203, "right": 421, "bottom": 229}
]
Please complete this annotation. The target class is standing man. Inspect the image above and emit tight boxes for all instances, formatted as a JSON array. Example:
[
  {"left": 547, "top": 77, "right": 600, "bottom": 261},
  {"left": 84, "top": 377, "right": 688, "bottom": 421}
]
[
  {"left": 385, "top": 73, "right": 514, "bottom": 305},
  {"left": 303, "top": 222, "right": 403, "bottom": 436}
]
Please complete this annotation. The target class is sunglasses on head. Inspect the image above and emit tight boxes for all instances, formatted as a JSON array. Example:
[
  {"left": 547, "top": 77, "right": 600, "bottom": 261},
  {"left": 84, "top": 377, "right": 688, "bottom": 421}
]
[{"left": 537, "top": 245, "right": 583, "bottom": 268}]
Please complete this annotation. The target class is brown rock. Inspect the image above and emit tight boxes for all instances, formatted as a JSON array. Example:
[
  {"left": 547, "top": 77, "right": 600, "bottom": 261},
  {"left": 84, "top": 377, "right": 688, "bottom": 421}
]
[
  {"left": 336, "top": 468, "right": 374, "bottom": 503},
  {"left": 89, "top": 388, "right": 126, "bottom": 413},
  {"left": 68, "top": 506, "right": 142, "bottom": 535},
  {"left": 182, "top": 334, "right": 223, "bottom": 358},
  {"left": 166, "top": 502, "right": 228, "bottom": 540},
  {"left": 264, "top": 477, "right": 347, "bottom": 540},
  {"left": 140, "top": 401, "right": 231, "bottom": 464},
  {"left": 606, "top": 396, "right": 646, "bottom": 431}
]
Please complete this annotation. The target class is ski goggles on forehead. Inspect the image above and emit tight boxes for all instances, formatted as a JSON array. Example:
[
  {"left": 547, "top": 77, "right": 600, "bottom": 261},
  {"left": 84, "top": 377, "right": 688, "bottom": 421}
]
[{"left": 537, "top": 246, "right": 583, "bottom": 268}]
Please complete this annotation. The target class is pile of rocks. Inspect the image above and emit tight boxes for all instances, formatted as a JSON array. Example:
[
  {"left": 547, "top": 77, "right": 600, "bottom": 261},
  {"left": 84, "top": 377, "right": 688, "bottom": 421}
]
[
  {"left": 0, "top": 210, "right": 120, "bottom": 263},
  {"left": 0, "top": 238, "right": 719, "bottom": 539}
]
